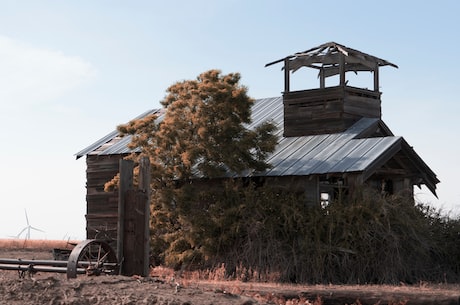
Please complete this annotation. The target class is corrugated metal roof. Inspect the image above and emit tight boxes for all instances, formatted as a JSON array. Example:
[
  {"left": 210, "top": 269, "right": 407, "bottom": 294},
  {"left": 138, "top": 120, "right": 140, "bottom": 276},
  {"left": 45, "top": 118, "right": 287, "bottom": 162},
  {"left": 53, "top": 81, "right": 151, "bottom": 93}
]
[
  {"left": 260, "top": 130, "right": 401, "bottom": 177},
  {"left": 75, "top": 109, "right": 163, "bottom": 159},
  {"left": 76, "top": 96, "right": 439, "bottom": 195},
  {"left": 75, "top": 98, "right": 400, "bottom": 178}
]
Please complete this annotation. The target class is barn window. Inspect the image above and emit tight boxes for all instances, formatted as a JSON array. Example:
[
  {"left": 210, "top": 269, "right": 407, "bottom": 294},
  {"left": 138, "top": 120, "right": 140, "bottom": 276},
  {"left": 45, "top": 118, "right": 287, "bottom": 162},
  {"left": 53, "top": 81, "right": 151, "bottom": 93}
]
[
  {"left": 320, "top": 192, "right": 330, "bottom": 208},
  {"left": 381, "top": 179, "right": 393, "bottom": 196}
]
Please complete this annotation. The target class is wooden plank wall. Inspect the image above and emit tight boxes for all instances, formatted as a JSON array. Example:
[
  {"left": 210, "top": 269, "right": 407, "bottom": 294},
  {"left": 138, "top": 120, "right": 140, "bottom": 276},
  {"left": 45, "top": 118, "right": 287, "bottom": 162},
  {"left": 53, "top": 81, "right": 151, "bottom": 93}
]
[
  {"left": 85, "top": 154, "right": 124, "bottom": 245},
  {"left": 121, "top": 189, "right": 149, "bottom": 276},
  {"left": 283, "top": 86, "right": 381, "bottom": 137},
  {"left": 85, "top": 155, "right": 150, "bottom": 276}
]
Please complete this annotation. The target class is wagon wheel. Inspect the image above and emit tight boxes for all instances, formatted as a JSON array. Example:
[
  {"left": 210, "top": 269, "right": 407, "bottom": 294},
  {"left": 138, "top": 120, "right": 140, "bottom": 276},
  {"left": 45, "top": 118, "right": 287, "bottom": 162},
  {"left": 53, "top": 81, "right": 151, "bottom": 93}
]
[{"left": 66, "top": 239, "right": 118, "bottom": 279}]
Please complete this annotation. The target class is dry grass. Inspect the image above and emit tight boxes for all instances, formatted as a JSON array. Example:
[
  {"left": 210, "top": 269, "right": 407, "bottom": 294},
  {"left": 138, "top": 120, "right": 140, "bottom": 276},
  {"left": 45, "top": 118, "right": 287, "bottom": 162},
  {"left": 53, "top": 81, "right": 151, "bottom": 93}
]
[
  {"left": 150, "top": 265, "right": 450, "bottom": 305},
  {"left": 0, "top": 238, "right": 81, "bottom": 250},
  {"left": 0, "top": 244, "right": 458, "bottom": 305}
]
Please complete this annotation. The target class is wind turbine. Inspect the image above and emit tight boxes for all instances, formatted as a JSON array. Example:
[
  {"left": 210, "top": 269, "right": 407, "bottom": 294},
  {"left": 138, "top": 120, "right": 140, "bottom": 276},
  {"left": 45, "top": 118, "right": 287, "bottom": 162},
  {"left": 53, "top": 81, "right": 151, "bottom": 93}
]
[{"left": 14, "top": 209, "right": 45, "bottom": 240}]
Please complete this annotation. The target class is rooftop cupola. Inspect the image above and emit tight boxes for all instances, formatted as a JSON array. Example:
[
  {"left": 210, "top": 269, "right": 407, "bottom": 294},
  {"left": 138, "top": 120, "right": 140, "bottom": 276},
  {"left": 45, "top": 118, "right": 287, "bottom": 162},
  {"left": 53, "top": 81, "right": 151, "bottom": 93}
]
[{"left": 266, "top": 42, "right": 398, "bottom": 136}]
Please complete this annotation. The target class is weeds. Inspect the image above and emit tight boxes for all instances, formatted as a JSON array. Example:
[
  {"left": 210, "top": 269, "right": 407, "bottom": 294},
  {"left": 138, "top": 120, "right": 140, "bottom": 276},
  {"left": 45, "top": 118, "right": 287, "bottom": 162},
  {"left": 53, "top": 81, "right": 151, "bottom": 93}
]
[{"left": 151, "top": 180, "right": 460, "bottom": 284}]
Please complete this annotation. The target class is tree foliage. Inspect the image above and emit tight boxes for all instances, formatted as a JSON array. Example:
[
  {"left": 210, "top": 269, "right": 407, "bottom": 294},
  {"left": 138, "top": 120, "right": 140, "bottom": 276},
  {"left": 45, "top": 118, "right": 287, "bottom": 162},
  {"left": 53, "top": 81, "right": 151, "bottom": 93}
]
[
  {"left": 110, "top": 69, "right": 278, "bottom": 267},
  {"left": 117, "top": 69, "right": 277, "bottom": 183}
]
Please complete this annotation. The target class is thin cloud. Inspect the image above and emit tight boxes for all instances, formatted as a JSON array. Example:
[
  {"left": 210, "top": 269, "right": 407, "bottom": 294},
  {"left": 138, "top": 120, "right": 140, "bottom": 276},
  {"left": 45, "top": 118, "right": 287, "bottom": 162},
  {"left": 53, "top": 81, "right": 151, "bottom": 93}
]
[{"left": 0, "top": 35, "right": 97, "bottom": 109}]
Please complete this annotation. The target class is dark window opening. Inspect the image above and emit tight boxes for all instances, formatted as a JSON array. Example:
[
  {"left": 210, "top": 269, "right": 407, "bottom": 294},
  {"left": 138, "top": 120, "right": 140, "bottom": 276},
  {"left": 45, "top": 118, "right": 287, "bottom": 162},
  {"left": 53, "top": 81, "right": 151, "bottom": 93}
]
[
  {"left": 381, "top": 179, "right": 393, "bottom": 196},
  {"left": 319, "top": 176, "right": 348, "bottom": 206}
]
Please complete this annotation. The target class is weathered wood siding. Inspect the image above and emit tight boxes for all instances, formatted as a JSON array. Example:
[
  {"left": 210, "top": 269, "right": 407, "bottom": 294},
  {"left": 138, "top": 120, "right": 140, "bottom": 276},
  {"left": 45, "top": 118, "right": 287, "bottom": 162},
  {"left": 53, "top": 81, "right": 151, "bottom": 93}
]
[
  {"left": 85, "top": 154, "right": 124, "bottom": 242},
  {"left": 283, "top": 86, "right": 381, "bottom": 136},
  {"left": 365, "top": 176, "right": 415, "bottom": 199}
]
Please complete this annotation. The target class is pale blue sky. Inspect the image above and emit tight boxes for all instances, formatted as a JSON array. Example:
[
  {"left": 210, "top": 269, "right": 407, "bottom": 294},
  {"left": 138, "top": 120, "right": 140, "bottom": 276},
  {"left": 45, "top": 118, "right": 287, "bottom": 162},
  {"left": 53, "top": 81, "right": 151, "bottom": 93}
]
[{"left": 0, "top": 1, "right": 459, "bottom": 240}]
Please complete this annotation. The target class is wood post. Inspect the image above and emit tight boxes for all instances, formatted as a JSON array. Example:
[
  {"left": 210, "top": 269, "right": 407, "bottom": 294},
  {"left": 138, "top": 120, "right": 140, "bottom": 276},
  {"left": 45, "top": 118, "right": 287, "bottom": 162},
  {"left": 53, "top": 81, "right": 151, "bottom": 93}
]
[
  {"left": 319, "top": 68, "right": 325, "bottom": 88},
  {"left": 117, "top": 158, "right": 151, "bottom": 276},
  {"left": 374, "top": 64, "right": 379, "bottom": 92},
  {"left": 138, "top": 157, "right": 151, "bottom": 277},
  {"left": 117, "top": 159, "right": 133, "bottom": 272},
  {"left": 284, "top": 58, "right": 290, "bottom": 93},
  {"left": 339, "top": 53, "right": 346, "bottom": 87}
]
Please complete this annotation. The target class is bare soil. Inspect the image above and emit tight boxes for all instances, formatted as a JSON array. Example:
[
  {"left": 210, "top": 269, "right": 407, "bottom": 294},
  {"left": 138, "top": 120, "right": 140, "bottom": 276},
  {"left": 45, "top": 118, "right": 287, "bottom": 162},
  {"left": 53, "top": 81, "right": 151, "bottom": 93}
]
[{"left": 0, "top": 244, "right": 459, "bottom": 305}]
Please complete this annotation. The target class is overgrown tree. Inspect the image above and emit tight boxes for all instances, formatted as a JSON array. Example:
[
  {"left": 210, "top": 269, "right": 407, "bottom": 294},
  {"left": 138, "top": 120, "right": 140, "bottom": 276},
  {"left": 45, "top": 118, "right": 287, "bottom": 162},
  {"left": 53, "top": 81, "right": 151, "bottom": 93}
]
[
  {"left": 116, "top": 69, "right": 277, "bottom": 181},
  {"left": 108, "top": 69, "right": 278, "bottom": 267}
]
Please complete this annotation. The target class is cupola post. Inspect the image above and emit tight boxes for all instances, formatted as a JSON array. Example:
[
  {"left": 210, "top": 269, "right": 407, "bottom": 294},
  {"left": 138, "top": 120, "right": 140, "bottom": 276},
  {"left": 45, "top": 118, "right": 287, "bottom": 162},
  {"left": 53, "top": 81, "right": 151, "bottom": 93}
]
[{"left": 266, "top": 42, "right": 398, "bottom": 137}]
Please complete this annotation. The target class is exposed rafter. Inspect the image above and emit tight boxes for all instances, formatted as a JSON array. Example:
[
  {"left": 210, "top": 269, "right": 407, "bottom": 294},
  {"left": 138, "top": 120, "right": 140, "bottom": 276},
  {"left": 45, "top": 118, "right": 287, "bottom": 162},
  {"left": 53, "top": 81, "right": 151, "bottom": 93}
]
[
  {"left": 266, "top": 41, "right": 398, "bottom": 72},
  {"left": 266, "top": 42, "right": 398, "bottom": 92}
]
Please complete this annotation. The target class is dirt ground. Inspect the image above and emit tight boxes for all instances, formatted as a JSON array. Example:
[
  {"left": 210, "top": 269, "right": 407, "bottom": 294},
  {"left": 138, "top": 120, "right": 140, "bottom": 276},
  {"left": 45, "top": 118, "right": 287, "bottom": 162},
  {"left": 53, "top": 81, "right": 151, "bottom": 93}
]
[{"left": 0, "top": 247, "right": 459, "bottom": 305}]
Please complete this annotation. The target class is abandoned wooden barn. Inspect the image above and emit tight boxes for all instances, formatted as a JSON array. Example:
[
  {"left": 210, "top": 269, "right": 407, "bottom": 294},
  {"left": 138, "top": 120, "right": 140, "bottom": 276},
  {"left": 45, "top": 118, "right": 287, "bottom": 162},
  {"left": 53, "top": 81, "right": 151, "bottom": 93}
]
[{"left": 76, "top": 42, "right": 439, "bottom": 240}]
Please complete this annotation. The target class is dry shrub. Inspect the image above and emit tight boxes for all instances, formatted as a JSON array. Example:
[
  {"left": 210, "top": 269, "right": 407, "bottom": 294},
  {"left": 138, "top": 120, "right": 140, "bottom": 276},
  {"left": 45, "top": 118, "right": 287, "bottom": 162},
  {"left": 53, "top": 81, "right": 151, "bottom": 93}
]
[
  {"left": 177, "top": 263, "right": 282, "bottom": 283},
  {"left": 154, "top": 181, "right": 460, "bottom": 284},
  {"left": 150, "top": 265, "right": 175, "bottom": 280}
]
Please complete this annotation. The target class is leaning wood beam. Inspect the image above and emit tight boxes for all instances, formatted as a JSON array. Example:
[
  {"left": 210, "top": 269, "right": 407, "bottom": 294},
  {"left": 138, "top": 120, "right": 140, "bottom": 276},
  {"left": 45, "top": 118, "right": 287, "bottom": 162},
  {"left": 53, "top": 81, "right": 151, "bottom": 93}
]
[
  {"left": 265, "top": 42, "right": 399, "bottom": 70},
  {"left": 345, "top": 55, "right": 376, "bottom": 69},
  {"left": 289, "top": 52, "right": 391, "bottom": 72},
  {"left": 264, "top": 55, "right": 291, "bottom": 67},
  {"left": 289, "top": 57, "right": 315, "bottom": 72},
  {"left": 322, "top": 65, "right": 375, "bottom": 78}
]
